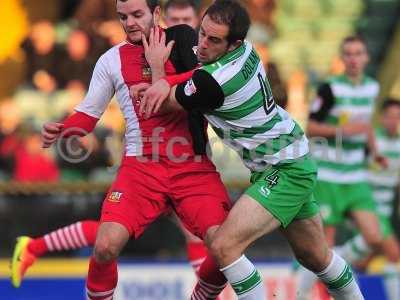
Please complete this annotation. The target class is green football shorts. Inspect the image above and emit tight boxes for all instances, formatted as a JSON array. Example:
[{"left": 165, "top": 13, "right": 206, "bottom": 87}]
[
  {"left": 315, "top": 180, "right": 375, "bottom": 226},
  {"left": 378, "top": 213, "right": 394, "bottom": 239},
  {"left": 245, "top": 155, "right": 319, "bottom": 228}
]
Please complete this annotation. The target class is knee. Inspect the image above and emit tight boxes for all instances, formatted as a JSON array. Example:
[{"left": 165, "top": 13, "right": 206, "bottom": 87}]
[
  {"left": 209, "top": 234, "right": 239, "bottom": 264},
  {"left": 364, "top": 234, "right": 383, "bottom": 251},
  {"left": 93, "top": 237, "right": 120, "bottom": 263}
]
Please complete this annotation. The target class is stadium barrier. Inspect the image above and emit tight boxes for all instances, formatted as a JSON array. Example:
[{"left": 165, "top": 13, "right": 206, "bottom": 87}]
[
  {"left": 0, "top": 181, "right": 249, "bottom": 195},
  {"left": 0, "top": 259, "right": 387, "bottom": 300}
]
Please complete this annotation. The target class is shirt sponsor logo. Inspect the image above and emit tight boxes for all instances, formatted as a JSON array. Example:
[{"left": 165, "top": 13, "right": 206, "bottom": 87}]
[
  {"left": 108, "top": 191, "right": 123, "bottom": 203},
  {"left": 142, "top": 67, "right": 152, "bottom": 80},
  {"left": 184, "top": 79, "right": 197, "bottom": 96}
]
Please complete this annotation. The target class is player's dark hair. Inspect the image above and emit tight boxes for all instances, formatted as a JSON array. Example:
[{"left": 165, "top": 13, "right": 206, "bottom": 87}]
[
  {"left": 116, "top": 0, "right": 160, "bottom": 13},
  {"left": 340, "top": 35, "right": 367, "bottom": 52},
  {"left": 203, "top": 0, "right": 250, "bottom": 45},
  {"left": 381, "top": 98, "right": 400, "bottom": 112},
  {"left": 165, "top": 0, "right": 197, "bottom": 13}
]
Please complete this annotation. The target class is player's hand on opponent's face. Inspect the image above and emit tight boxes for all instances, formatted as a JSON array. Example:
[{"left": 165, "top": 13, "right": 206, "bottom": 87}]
[
  {"left": 41, "top": 122, "right": 63, "bottom": 148},
  {"left": 142, "top": 27, "right": 174, "bottom": 68},
  {"left": 139, "top": 79, "right": 171, "bottom": 118}
]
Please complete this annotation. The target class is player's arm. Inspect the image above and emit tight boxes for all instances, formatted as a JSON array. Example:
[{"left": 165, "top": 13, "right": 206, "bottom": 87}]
[
  {"left": 42, "top": 54, "right": 114, "bottom": 147},
  {"left": 306, "top": 83, "right": 338, "bottom": 137},
  {"left": 165, "top": 24, "right": 198, "bottom": 72},
  {"left": 142, "top": 27, "right": 174, "bottom": 83},
  {"left": 135, "top": 25, "right": 198, "bottom": 116},
  {"left": 307, "top": 83, "right": 372, "bottom": 137},
  {"left": 141, "top": 69, "right": 224, "bottom": 118}
]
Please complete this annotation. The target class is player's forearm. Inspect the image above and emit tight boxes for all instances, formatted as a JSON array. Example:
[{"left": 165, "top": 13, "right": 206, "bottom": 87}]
[
  {"left": 366, "top": 128, "right": 378, "bottom": 156},
  {"left": 150, "top": 63, "right": 166, "bottom": 83},
  {"left": 159, "top": 86, "right": 183, "bottom": 113},
  {"left": 306, "top": 120, "right": 338, "bottom": 138},
  {"left": 62, "top": 111, "right": 99, "bottom": 137},
  {"left": 164, "top": 70, "right": 195, "bottom": 86}
]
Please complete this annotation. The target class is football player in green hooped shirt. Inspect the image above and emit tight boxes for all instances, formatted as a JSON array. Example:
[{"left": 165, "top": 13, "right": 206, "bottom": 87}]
[
  {"left": 134, "top": 1, "right": 364, "bottom": 299},
  {"left": 297, "top": 35, "right": 388, "bottom": 298},
  {"left": 335, "top": 99, "right": 400, "bottom": 300}
]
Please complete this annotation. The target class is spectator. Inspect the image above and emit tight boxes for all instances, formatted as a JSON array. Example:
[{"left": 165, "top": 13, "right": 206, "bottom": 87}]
[
  {"left": 266, "top": 62, "right": 288, "bottom": 108},
  {"left": 57, "top": 29, "right": 96, "bottom": 90},
  {"left": 0, "top": 123, "right": 59, "bottom": 182},
  {"left": 164, "top": 0, "right": 199, "bottom": 29},
  {"left": 73, "top": 0, "right": 117, "bottom": 34},
  {"left": 21, "top": 20, "right": 63, "bottom": 93}
]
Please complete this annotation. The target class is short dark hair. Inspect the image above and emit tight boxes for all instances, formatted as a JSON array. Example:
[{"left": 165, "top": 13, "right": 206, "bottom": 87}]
[
  {"left": 381, "top": 98, "right": 400, "bottom": 112},
  {"left": 116, "top": 0, "right": 160, "bottom": 13},
  {"left": 164, "top": 0, "right": 197, "bottom": 13},
  {"left": 203, "top": 0, "right": 250, "bottom": 45},
  {"left": 340, "top": 35, "right": 367, "bottom": 52}
]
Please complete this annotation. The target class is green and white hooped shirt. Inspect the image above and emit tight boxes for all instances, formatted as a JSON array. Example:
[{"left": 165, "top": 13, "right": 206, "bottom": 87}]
[
  {"left": 368, "top": 127, "right": 400, "bottom": 217},
  {"left": 175, "top": 40, "right": 309, "bottom": 172},
  {"left": 309, "top": 74, "right": 379, "bottom": 183}
]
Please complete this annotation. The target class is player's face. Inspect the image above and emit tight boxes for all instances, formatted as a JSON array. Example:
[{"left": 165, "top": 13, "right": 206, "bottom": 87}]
[
  {"left": 197, "top": 14, "right": 240, "bottom": 64},
  {"left": 381, "top": 105, "right": 400, "bottom": 135},
  {"left": 116, "top": 0, "right": 160, "bottom": 43},
  {"left": 165, "top": 6, "right": 198, "bottom": 29},
  {"left": 341, "top": 41, "right": 369, "bottom": 78}
]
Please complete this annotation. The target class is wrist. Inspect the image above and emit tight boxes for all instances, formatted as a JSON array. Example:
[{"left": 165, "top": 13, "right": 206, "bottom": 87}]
[{"left": 148, "top": 61, "right": 164, "bottom": 70}]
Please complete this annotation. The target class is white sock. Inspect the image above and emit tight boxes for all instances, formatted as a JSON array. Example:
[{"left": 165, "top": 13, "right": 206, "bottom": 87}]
[
  {"left": 383, "top": 263, "right": 400, "bottom": 300},
  {"left": 335, "top": 235, "right": 370, "bottom": 264},
  {"left": 220, "top": 255, "right": 266, "bottom": 300},
  {"left": 296, "top": 265, "right": 317, "bottom": 300},
  {"left": 317, "top": 251, "right": 364, "bottom": 300}
]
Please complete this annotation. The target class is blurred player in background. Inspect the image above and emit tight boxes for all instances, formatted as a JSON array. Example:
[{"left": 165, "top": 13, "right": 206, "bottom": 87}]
[
  {"left": 12, "top": 1, "right": 236, "bottom": 300},
  {"left": 10, "top": 0, "right": 211, "bottom": 290},
  {"left": 164, "top": 0, "right": 199, "bottom": 29},
  {"left": 297, "top": 35, "right": 385, "bottom": 299},
  {"left": 136, "top": 1, "right": 364, "bottom": 299},
  {"left": 335, "top": 99, "right": 400, "bottom": 300}
]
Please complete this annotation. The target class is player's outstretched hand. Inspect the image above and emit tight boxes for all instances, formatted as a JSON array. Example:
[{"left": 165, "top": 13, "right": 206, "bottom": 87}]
[
  {"left": 142, "top": 27, "right": 174, "bottom": 68},
  {"left": 41, "top": 122, "right": 63, "bottom": 148},
  {"left": 140, "top": 79, "right": 171, "bottom": 118}
]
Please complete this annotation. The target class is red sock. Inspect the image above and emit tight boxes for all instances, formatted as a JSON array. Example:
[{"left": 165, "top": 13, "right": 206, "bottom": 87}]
[
  {"left": 27, "top": 220, "right": 99, "bottom": 256},
  {"left": 86, "top": 257, "right": 118, "bottom": 300},
  {"left": 187, "top": 241, "right": 208, "bottom": 276},
  {"left": 191, "top": 255, "right": 227, "bottom": 300}
]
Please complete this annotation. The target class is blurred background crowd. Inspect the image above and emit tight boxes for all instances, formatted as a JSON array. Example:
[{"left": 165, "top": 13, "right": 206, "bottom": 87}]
[{"left": 1, "top": 0, "right": 400, "bottom": 259}]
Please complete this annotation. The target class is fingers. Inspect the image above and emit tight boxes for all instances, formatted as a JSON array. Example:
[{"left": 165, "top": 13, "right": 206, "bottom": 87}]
[
  {"left": 144, "top": 94, "right": 155, "bottom": 119},
  {"left": 160, "top": 30, "right": 165, "bottom": 46},
  {"left": 139, "top": 95, "right": 146, "bottom": 116},
  {"left": 149, "top": 27, "right": 154, "bottom": 47},
  {"left": 141, "top": 33, "right": 148, "bottom": 52},
  {"left": 42, "top": 122, "right": 63, "bottom": 148},
  {"left": 42, "top": 137, "right": 58, "bottom": 148},
  {"left": 43, "top": 122, "right": 63, "bottom": 134},
  {"left": 154, "top": 97, "right": 164, "bottom": 114},
  {"left": 139, "top": 89, "right": 155, "bottom": 118},
  {"left": 139, "top": 85, "right": 152, "bottom": 115},
  {"left": 130, "top": 83, "right": 150, "bottom": 99},
  {"left": 154, "top": 26, "right": 160, "bottom": 44}
]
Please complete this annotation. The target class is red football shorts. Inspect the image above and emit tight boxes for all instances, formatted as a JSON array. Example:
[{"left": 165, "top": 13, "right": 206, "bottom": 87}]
[{"left": 100, "top": 155, "right": 231, "bottom": 239}]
